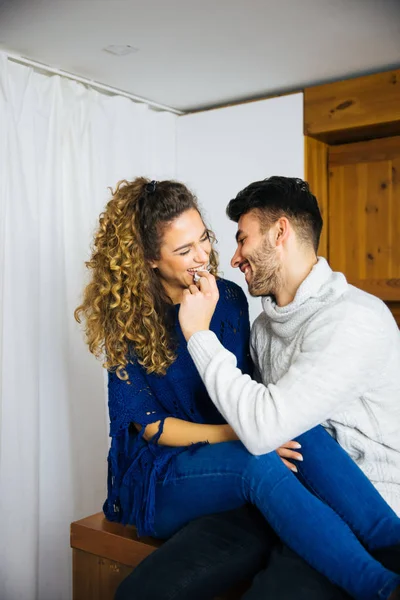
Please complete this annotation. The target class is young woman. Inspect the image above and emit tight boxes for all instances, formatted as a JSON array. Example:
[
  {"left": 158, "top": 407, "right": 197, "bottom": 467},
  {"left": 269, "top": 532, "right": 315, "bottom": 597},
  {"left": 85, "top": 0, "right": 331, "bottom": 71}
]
[{"left": 76, "top": 178, "right": 400, "bottom": 600}]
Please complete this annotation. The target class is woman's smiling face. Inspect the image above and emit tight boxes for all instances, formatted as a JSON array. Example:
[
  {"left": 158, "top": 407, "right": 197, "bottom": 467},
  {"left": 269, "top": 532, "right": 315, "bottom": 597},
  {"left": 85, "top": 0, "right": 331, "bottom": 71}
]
[{"left": 151, "top": 208, "right": 212, "bottom": 303}]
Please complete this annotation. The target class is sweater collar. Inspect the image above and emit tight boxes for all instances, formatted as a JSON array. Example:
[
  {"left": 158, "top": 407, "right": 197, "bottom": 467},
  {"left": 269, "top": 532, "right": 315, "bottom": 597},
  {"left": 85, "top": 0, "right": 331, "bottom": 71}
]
[{"left": 261, "top": 257, "right": 348, "bottom": 337}]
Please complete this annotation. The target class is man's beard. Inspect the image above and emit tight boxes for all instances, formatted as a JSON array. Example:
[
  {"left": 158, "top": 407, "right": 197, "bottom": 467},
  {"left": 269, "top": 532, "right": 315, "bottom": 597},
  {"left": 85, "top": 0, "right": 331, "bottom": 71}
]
[{"left": 247, "top": 237, "right": 283, "bottom": 297}]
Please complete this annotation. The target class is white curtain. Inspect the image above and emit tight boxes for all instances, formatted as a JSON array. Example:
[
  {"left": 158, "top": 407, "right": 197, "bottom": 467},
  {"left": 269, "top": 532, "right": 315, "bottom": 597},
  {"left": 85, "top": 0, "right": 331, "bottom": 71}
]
[{"left": 0, "top": 53, "right": 177, "bottom": 600}]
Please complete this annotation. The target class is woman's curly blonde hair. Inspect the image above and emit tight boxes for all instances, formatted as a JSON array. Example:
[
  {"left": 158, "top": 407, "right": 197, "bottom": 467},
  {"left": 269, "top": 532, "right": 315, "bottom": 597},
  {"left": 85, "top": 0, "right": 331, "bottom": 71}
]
[{"left": 75, "top": 177, "right": 218, "bottom": 379}]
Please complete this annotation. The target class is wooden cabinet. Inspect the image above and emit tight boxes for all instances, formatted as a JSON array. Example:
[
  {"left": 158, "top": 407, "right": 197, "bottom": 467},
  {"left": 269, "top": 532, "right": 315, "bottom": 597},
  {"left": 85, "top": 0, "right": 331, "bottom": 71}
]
[
  {"left": 304, "top": 69, "right": 400, "bottom": 144},
  {"left": 305, "top": 71, "right": 400, "bottom": 326},
  {"left": 71, "top": 513, "right": 161, "bottom": 600},
  {"left": 328, "top": 136, "right": 400, "bottom": 301}
]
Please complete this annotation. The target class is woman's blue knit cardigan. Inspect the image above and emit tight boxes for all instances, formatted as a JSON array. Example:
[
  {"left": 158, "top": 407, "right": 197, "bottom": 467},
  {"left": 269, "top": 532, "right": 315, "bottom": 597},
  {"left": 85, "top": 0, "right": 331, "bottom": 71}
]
[{"left": 104, "top": 278, "right": 251, "bottom": 536}]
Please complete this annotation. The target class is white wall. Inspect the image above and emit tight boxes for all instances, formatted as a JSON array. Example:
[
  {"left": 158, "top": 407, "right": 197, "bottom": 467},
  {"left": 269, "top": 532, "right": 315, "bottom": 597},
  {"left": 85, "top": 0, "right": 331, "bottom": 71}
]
[{"left": 176, "top": 93, "right": 304, "bottom": 322}]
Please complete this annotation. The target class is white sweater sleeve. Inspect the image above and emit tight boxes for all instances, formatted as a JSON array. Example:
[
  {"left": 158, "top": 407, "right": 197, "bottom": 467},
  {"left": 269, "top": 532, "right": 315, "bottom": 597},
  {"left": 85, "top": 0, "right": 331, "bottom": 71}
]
[{"left": 187, "top": 307, "right": 381, "bottom": 455}]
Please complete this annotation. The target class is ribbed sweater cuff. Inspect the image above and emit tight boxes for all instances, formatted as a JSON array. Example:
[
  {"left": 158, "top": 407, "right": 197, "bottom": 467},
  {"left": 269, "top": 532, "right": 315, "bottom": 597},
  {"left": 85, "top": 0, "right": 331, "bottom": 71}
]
[{"left": 187, "top": 330, "right": 223, "bottom": 373}]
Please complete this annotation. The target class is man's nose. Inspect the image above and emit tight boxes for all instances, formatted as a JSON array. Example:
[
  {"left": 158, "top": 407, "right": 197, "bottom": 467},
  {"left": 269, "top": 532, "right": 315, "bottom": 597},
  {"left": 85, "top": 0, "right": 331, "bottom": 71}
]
[{"left": 231, "top": 246, "right": 241, "bottom": 269}]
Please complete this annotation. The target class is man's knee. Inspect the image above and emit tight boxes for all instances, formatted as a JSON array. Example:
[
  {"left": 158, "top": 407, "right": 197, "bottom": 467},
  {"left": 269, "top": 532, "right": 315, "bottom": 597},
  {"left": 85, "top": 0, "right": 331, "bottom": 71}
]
[
  {"left": 114, "top": 561, "right": 178, "bottom": 600},
  {"left": 243, "top": 544, "right": 349, "bottom": 600}
]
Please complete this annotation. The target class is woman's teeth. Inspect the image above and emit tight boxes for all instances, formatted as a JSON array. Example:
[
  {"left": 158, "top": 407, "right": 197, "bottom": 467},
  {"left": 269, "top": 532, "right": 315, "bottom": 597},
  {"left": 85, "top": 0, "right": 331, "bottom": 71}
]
[{"left": 188, "top": 266, "right": 209, "bottom": 282}]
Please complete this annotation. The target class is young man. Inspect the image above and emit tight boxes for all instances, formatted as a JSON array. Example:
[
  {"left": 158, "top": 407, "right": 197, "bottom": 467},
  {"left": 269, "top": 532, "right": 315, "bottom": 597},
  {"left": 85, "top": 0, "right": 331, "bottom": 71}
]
[
  {"left": 116, "top": 177, "right": 399, "bottom": 600},
  {"left": 180, "top": 176, "right": 400, "bottom": 512}
]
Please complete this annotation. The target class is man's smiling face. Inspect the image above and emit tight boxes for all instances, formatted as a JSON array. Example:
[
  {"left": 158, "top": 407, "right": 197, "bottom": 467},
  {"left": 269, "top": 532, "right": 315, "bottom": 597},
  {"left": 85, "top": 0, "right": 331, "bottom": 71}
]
[{"left": 230, "top": 210, "right": 282, "bottom": 297}]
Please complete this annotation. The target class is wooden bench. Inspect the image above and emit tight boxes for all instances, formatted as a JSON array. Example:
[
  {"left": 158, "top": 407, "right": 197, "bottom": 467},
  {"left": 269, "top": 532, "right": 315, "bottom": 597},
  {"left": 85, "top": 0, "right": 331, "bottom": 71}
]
[{"left": 71, "top": 513, "right": 248, "bottom": 600}]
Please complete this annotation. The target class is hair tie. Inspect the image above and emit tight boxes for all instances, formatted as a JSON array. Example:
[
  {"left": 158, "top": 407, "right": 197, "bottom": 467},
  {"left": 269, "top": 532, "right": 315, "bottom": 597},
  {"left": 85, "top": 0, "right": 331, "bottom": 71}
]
[{"left": 146, "top": 180, "right": 157, "bottom": 194}]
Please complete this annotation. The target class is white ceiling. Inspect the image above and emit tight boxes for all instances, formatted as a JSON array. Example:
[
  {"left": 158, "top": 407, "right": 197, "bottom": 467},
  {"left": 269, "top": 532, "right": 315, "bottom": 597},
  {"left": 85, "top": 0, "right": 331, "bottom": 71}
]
[{"left": 1, "top": 0, "right": 400, "bottom": 112}]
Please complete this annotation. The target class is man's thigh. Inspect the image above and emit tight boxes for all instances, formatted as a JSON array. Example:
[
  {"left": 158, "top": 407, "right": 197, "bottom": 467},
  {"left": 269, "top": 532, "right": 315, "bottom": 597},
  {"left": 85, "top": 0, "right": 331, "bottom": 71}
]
[
  {"left": 115, "top": 506, "right": 276, "bottom": 600},
  {"left": 243, "top": 543, "right": 350, "bottom": 600}
]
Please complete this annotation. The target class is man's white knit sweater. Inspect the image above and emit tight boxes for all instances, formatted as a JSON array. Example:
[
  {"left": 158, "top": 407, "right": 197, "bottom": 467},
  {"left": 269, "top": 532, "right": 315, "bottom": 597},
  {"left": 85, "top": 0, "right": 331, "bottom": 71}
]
[{"left": 187, "top": 258, "right": 400, "bottom": 515}]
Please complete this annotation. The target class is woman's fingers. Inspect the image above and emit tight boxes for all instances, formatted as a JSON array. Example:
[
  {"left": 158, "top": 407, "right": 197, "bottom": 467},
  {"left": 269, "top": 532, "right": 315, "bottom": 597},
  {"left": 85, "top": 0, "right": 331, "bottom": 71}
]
[
  {"left": 277, "top": 446, "right": 303, "bottom": 461},
  {"left": 188, "top": 284, "right": 200, "bottom": 295},
  {"left": 179, "top": 273, "right": 219, "bottom": 340},
  {"left": 281, "top": 458, "right": 298, "bottom": 473},
  {"left": 276, "top": 441, "right": 303, "bottom": 473},
  {"left": 277, "top": 440, "right": 302, "bottom": 460},
  {"left": 198, "top": 275, "right": 212, "bottom": 297},
  {"left": 282, "top": 440, "right": 302, "bottom": 449},
  {"left": 197, "top": 270, "right": 218, "bottom": 294}
]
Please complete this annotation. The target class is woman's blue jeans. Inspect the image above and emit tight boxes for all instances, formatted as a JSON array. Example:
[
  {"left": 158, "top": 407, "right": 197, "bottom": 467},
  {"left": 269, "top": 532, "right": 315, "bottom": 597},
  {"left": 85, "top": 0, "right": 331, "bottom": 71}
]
[{"left": 152, "top": 426, "right": 400, "bottom": 600}]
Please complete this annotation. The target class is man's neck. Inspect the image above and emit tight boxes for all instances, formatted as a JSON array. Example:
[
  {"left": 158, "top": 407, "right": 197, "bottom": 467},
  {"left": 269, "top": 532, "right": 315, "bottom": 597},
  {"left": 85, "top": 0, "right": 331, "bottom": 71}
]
[{"left": 275, "top": 252, "right": 318, "bottom": 307}]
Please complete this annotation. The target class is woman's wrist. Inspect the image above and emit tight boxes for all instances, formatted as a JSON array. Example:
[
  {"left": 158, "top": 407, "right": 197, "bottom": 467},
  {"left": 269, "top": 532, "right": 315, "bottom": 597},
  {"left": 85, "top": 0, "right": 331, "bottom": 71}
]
[{"left": 220, "top": 424, "right": 238, "bottom": 442}]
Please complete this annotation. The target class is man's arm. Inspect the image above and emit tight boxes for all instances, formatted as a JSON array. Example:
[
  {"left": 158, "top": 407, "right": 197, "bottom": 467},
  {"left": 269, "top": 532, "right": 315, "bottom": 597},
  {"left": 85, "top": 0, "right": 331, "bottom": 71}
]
[{"left": 186, "top": 306, "right": 379, "bottom": 455}]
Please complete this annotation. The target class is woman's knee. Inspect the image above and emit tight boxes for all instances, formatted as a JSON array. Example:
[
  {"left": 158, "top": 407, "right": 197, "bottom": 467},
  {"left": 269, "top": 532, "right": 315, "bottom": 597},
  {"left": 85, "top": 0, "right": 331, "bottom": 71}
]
[
  {"left": 241, "top": 449, "right": 289, "bottom": 498},
  {"left": 214, "top": 443, "right": 285, "bottom": 489}
]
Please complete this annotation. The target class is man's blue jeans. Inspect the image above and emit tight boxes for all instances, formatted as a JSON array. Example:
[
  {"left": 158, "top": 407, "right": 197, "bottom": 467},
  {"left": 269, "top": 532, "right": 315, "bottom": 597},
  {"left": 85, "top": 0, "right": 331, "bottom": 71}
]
[{"left": 150, "top": 426, "right": 400, "bottom": 600}]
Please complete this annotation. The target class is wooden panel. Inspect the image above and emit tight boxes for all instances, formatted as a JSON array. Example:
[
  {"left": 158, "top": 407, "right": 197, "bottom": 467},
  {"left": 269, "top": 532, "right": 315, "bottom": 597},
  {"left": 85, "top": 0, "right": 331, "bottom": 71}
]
[
  {"left": 73, "top": 549, "right": 133, "bottom": 600},
  {"left": 71, "top": 512, "right": 161, "bottom": 568},
  {"left": 99, "top": 556, "right": 133, "bottom": 600},
  {"left": 304, "top": 136, "right": 329, "bottom": 257},
  {"left": 304, "top": 70, "right": 400, "bottom": 143},
  {"left": 73, "top": 549, "right": 100, "bottom": 600},
  {"left": 393, "top": 157, "right": 400, "bottom": 277},
  {"left": 328, "top": 137, "right": 400, "bottom": 302},
  {"left": 347, "top": 280, "right": 400, "bottom": 302},
  {"left": 387, "top": 302, "right": 400, "bottom": 327},
  {"left": 330, "top": 136, "right": 400, "bottom": 166}
]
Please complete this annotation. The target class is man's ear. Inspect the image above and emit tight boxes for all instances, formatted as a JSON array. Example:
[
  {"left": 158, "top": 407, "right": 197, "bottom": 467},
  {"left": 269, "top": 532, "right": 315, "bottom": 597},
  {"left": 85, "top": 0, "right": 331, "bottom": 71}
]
[{"left": 275, "top": 217, "right": 290, "bottom": 247}]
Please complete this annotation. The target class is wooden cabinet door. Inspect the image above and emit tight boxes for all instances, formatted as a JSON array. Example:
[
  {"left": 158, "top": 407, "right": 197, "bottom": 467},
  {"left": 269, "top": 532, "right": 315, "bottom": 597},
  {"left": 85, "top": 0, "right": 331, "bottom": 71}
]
[{"left": 328, "top": 136, "right": 400, "bottom": 324}]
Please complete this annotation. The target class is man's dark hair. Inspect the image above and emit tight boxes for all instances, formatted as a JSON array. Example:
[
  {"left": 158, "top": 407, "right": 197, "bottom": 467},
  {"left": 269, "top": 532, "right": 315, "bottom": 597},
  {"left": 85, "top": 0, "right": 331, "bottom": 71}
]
[{"left": 227, "top": 176, "right": 323, "bottom": 253}]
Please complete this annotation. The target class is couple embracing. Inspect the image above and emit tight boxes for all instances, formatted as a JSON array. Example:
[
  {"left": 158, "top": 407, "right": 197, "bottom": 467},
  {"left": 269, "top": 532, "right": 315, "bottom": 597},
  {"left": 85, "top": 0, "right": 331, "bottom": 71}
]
[{"left": 76, "top": 176, "right": 400, "bottom": 600}]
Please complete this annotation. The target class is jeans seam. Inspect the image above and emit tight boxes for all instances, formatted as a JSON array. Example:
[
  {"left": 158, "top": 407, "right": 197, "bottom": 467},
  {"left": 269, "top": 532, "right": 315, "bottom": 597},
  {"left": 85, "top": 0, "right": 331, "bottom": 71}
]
[
  {"left": 164, "top": 471, "right": 250, "bottom": 483},
  {"left": 165, "top": 470, "right": 290, "bottom": 509}
]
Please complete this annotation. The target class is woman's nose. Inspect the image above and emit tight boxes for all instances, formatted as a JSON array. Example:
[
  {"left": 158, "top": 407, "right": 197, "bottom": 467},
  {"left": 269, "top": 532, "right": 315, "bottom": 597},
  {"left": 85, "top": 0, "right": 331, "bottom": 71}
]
[{"left": 194, "top": 245, "right": 209, "bottom": 264}]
